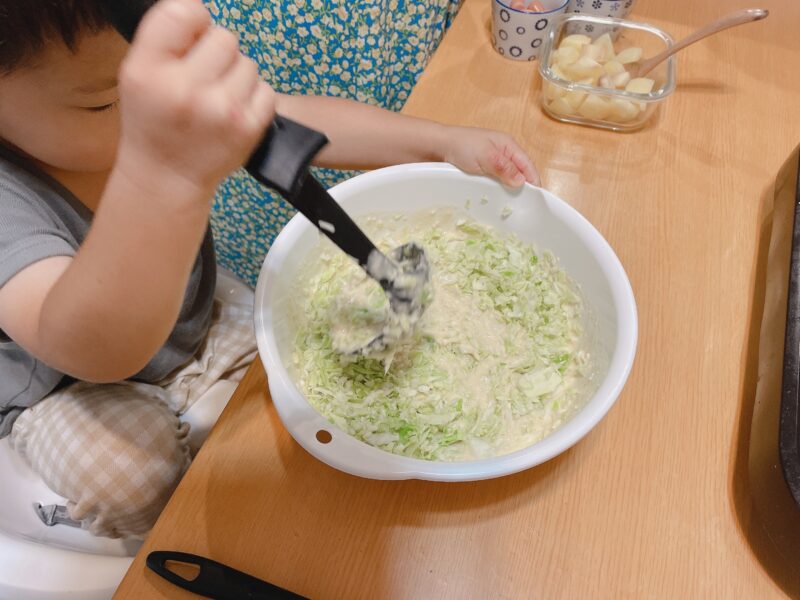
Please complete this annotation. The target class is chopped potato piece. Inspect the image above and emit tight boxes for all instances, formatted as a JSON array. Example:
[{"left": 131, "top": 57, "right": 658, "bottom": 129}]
[
  {"left": 555, "top": 46, "right": 580, "bottom": 67},
  {"left": 565, "top": 57, "right": 603, "bottom": 80},
  {"left": 591, "top": 33, "right": 615, "bottom": 62},
  {"left": 559, "top": 34, "right": 591, "bottom": 50},
  {"left": 578, "top": 94, "right": 612, "bottom": 120},
  {"left": 564, "top": 89, "right": 588, "bottom": 110},
  {"left": 544, "top": 81, "right": 566, "bottom": 101},
  {"left": 549, "top": 97, "right": 576, "bottom": 116},
  {"left": 603, "top": 60, "right": 625, "bottom": 76},
  {"left": 611, "top": 71, "right": 631, "bottom": 88},
  {"left": 615, "top": 46, "right": 643, "bottom": 65},
  {"left": 625, "top": 77, "right": 655, "bottom": 94},
  {"left": 550, "top": 64, "right": 569, "bottom": 80},
  {"left": 598, "top": 75, "right": 615, "bottom": 89},
  {"left": 609, "top": 98, "right": 639, "bottom": 122},
  {"left": 580, "top": 43, "right": 604, "bottom": 62}
]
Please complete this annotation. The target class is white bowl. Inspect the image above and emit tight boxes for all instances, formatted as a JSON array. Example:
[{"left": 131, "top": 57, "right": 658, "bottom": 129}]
[{"left": 254, "top": 163, "right": 637, "bottom": 481}]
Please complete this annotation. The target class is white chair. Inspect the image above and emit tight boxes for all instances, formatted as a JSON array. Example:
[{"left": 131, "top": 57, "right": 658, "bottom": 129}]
[{"left": 0, "top": 268, "right": 253, "bottom": 600}]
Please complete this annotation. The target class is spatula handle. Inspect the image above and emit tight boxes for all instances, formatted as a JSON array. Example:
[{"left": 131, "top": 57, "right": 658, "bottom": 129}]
[
  {"left": 245, "top": 116, "right": 328, "bottom": 198},
  {"left": 246, "top": 121, "right": 379, "bottom": 268},
  {"left": 146, "top": 550, "right": 306, "bottom": 600}
]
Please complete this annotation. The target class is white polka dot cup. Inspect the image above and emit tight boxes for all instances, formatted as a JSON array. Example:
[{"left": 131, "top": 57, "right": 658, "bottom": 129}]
[
  {"left": 566, "top": 0, "right": 636, "bottom": 38},
  {"left": 491, "top": 0, "right": 570, "bottom": 61}
]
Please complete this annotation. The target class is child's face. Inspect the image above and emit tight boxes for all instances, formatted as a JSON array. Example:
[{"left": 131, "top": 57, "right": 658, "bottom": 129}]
[{"left": 0, "top": 29, "right": 128, "bottom": 173}]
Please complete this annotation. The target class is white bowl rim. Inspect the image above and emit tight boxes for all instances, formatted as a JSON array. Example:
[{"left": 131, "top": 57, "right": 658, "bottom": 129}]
[{"left": 254, "top": 162, "right": 638, "bottom": 481}]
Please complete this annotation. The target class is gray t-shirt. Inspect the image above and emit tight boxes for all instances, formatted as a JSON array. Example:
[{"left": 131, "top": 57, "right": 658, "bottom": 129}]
[{"left": 0, "top": 145, "right": 216, "bottom": 436}]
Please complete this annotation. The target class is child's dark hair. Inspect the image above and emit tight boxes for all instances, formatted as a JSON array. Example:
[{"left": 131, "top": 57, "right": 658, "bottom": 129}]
[{"left": 0, "top": 1, "right": 114, "bottom": 73}]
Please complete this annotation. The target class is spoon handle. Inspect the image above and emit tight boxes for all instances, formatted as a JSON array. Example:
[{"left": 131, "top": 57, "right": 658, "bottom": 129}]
[
  {"left": 247, "top": 126, "right": 378, "bottom": 269},
  {"left": 636, "top": 8, "right": 768, "bottom": 77}
]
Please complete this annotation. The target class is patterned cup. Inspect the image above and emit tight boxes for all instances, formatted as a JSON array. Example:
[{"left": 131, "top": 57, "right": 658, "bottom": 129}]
[
  {"left": 565, "top": 0, "right": 636, "bottom": 38},
  {"left": 491, "top": 0, "right": 570, "bottom": 61}
]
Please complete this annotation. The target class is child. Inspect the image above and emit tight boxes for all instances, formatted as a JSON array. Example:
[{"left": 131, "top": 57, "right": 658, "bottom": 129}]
[{"left": 0, "top": 0, "right": 539, "bottom": 538}]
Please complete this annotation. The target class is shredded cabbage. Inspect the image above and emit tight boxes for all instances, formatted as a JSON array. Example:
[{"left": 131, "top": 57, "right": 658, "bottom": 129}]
[{"left": 290, "top": 209, "right": 596, "bottom": 461}]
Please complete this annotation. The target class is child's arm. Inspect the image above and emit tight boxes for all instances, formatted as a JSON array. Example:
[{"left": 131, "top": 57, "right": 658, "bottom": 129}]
[
  {"left": 275, "top": 94, "right": 540, "bottom": 187},
  {"left": 0, "top": 0, "right": 274, "bottom": 382}
]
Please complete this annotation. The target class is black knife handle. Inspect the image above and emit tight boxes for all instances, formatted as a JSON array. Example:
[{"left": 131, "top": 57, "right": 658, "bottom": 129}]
[
  {"left": 245, "top": 116, "right": 328, "bottom": 199},
  {"left": 147, "top": 550, "right": 307, "bottom": 600}
]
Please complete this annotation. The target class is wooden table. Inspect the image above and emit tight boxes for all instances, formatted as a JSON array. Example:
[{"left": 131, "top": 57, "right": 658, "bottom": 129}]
[{"left": 114, "top": 0, "right": 800, "bottom": 597}]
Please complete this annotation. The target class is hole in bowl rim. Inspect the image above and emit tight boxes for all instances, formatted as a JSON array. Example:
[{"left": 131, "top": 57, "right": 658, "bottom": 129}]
[
  {"left": 254, "top": 163, "right": 638, "bottom": 481},
  {"left": 539, "top": 14, "right": 676, "bottom": 102}
]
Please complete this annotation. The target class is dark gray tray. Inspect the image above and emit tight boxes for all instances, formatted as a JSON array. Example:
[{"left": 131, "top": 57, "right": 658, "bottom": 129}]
[{"left": 781, "top": 150, "right": 800, "bottom": 506}]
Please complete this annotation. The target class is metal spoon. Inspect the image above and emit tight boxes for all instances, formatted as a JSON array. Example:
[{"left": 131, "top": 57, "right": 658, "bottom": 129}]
[
  {"left": 102, "top": 0, "right": 431, "bottom": 356},
  {"left": 632, "top": 8, "right": 769, "bottom": 78}
]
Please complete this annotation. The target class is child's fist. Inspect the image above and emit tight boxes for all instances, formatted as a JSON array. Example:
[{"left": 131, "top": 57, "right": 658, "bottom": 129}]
[
  {"left": 443, "top": 127, "right": 540, "bottom": 188},
  {"left": 117, "top": 0, "right": 274, "bottom": 196}
]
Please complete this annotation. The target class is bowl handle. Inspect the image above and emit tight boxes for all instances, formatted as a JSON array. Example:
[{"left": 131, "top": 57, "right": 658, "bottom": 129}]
[{"left": 268, "top": 376, "right": 420, "bottom": 480}]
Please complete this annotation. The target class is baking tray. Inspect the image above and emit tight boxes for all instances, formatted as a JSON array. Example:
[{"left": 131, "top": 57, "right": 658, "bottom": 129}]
[{"left": 780, "top": 150, "right": 800, "bottom": 506}]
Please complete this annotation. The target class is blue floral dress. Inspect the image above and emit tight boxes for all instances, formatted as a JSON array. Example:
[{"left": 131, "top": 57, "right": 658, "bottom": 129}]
[{"left": 205, "top": 0, "right": 463, "bottom": 285}]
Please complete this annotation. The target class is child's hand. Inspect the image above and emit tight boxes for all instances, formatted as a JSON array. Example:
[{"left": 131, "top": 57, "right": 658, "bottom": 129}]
[
  {"left": 443, "top": 126, "right": 540, "bottom": 188},
  {"left": 117, "top": 0, "right": 275, "bottom": 199}
]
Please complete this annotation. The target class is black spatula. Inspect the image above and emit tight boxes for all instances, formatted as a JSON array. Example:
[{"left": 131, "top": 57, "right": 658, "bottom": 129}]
[{"left": 147, "top": 550, "right": 306, "bottom": 599}]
